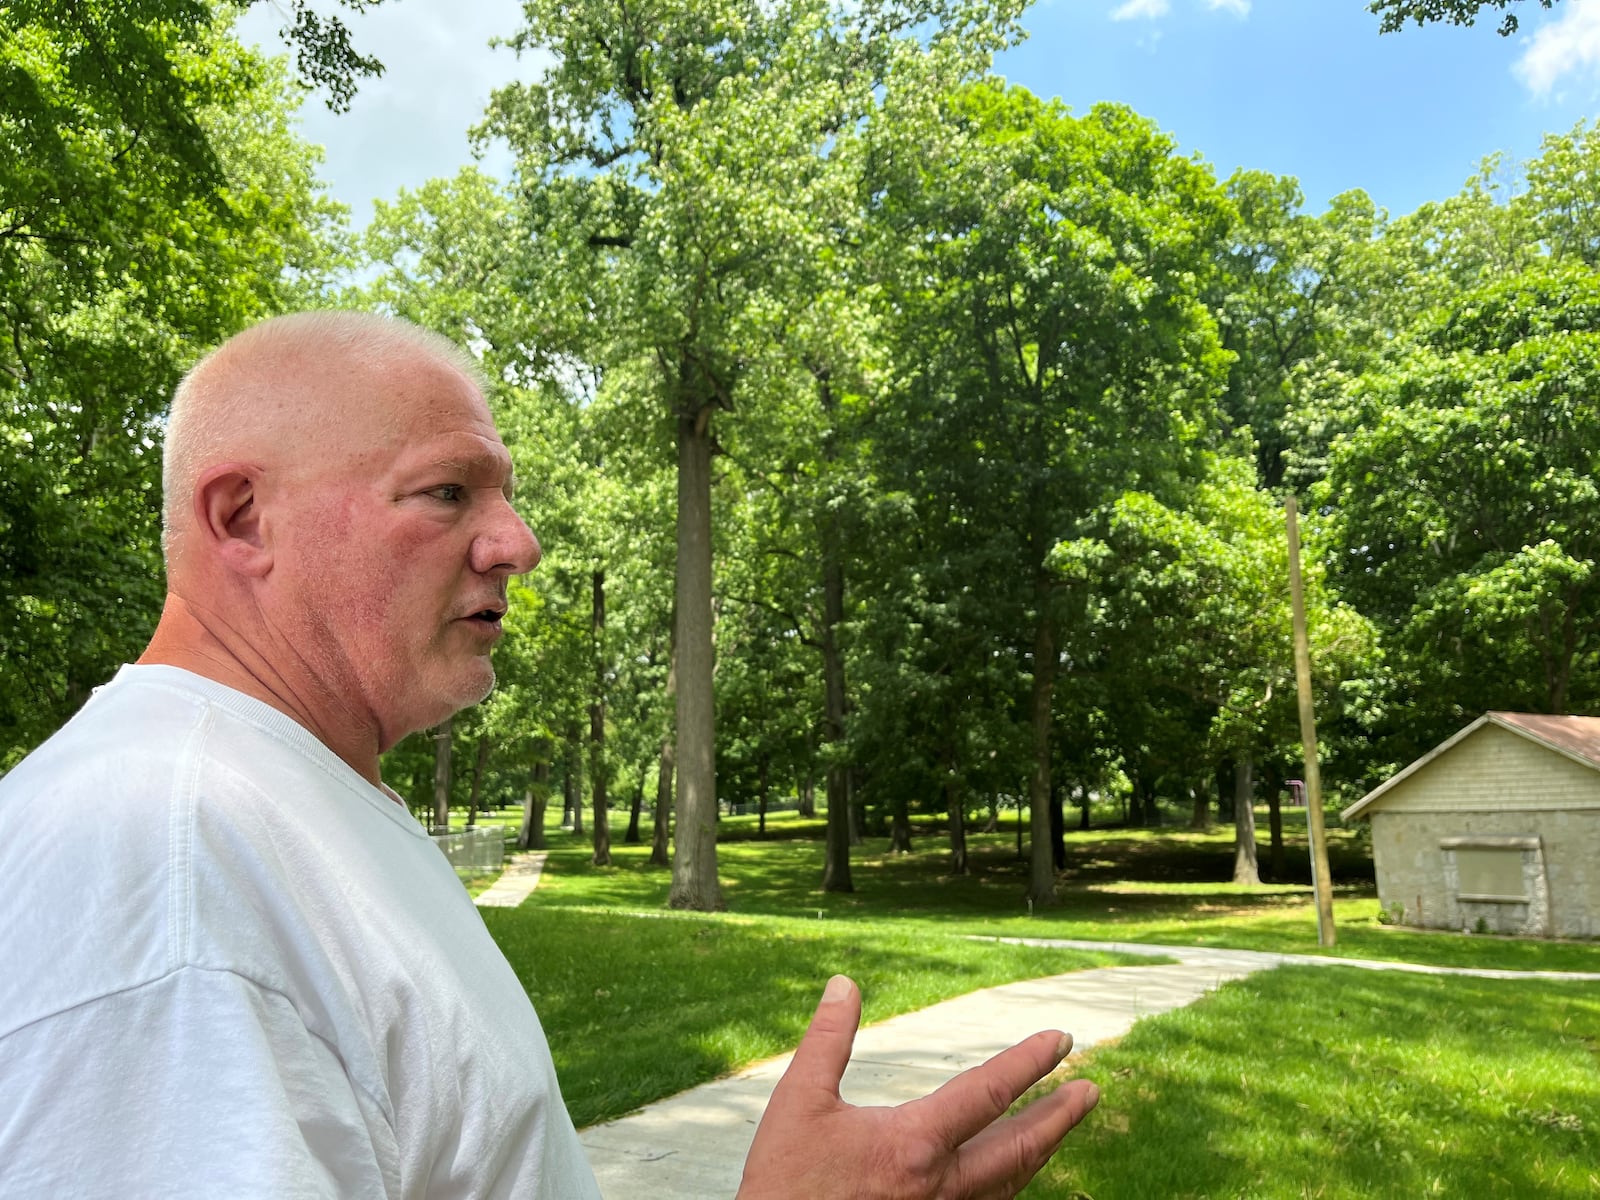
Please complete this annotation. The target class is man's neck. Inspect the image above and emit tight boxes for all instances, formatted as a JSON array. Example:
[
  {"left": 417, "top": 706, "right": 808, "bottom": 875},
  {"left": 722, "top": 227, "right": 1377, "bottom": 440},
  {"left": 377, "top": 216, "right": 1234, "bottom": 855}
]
[{"left": 139, "top": 594, "right": 385, "bottom": 785}]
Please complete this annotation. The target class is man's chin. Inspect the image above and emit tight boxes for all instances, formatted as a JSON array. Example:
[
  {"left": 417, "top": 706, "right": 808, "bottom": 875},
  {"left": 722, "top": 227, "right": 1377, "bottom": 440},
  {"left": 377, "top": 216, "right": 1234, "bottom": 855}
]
[
  {"left": 452, "top": 664, "right": 498, "bottom": 714},
  {"left": 405, "top": 667, "right": 497, "bottom": 735}
]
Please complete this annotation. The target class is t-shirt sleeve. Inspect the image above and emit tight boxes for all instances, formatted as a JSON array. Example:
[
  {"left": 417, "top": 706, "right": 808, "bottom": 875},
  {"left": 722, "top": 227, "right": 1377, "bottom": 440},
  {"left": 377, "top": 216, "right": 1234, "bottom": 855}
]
[{"left": 0, "top": 966, "right": 400, "bottom": 1199}]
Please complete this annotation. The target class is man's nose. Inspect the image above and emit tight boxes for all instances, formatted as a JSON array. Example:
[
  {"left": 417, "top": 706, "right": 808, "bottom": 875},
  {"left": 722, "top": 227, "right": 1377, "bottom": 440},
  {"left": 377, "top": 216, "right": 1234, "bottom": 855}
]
[{"left": 476, "top": 498, "right": 541, "bottom": 575}]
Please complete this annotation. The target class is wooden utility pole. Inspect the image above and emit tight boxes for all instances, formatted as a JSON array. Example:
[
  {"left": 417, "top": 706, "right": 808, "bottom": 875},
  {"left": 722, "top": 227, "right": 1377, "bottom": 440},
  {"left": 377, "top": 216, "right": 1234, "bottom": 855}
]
[{"left": 1285, "top": 496, "right": 1337, "bottom": 947}]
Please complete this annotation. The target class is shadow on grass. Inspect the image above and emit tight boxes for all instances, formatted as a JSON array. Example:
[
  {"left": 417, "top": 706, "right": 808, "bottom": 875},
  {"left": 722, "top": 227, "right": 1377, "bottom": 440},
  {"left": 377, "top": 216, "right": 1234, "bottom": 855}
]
[{"left": 530, "top": 826, "right": 1600, "bottom": 974}]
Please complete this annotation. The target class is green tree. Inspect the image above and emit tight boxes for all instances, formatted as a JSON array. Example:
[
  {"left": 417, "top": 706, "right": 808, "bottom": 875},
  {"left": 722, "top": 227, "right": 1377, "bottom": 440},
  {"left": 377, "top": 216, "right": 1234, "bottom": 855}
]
[
  {"left": 0, "top": 8, "right": 342, "bottom": 765},
  {"left": 1213, "top": 175, "right": 1400, "bottom": 491},
  {"left": 1323, "top": 265, "right": 1600, "bottom": 762},
  {"left": 1369, "top": 0, "right": 1556, "bottom": 36},
  {"left": 868, "top": 83, "right": 1231, "bottom": 906},
  {"left": 1097, "top": 456, "right": 1375, "bottom": 876},
  {"left": 484, "top": 0, "right": 1021, "bottom": 910}
]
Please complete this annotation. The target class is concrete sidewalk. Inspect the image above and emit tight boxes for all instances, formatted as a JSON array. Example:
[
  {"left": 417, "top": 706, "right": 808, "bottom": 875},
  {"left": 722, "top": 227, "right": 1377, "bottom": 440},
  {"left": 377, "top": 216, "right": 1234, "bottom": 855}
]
[
  {"left": 474, "top": 851, "right": 547, "bottom": 908},
  {"left": 578, "top": 955, "right": 1253, "bottom": 1199},
  {"left": 465, "top": 856, "right": 1600, "bottom": 1195},
  {"left": 578, "top": 940, "right": 1600, "bottom": 1198}
]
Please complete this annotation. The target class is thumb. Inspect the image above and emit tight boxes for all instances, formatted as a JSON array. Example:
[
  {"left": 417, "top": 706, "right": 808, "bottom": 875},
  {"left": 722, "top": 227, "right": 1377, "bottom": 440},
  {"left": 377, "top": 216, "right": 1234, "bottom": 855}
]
[{"left": 776, "top": 974, "right": 861, "bottom": 1102}]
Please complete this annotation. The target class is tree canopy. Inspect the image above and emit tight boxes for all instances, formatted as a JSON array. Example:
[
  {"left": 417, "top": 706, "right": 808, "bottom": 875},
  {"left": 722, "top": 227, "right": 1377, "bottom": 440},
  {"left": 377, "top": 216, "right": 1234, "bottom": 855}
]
[
  {"left": 7, "top": 0, "right": 1600, "bottom": 913},
  {"left": 1369, "top": 0, "right": 1557, "bottom": 36},
  {"left": 0, "top": 3, "right": 342, "bottom": 763}
]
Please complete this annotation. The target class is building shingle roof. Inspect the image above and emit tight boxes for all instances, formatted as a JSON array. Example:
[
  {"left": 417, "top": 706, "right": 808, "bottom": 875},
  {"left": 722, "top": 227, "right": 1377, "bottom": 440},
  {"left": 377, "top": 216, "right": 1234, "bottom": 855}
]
[{"left": 1488, "top": 712, "right": 1600, "bottom": 768}]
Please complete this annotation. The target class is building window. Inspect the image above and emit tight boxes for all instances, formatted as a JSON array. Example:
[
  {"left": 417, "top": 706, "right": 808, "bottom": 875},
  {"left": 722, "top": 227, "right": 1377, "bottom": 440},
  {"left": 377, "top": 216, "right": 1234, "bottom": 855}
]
[
  {"left": 1439, "top": 834, "right": 1543, "bottom": 906},
  {"left": 1453, "top": 847, "right": 1527, "bottom": 902}
]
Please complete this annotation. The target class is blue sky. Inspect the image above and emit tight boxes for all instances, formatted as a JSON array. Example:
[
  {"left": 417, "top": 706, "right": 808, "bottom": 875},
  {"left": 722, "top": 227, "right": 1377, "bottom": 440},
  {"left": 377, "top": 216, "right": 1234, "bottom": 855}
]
[{"left": 240, "top": 0, "right": 1600, "bottom": 226}]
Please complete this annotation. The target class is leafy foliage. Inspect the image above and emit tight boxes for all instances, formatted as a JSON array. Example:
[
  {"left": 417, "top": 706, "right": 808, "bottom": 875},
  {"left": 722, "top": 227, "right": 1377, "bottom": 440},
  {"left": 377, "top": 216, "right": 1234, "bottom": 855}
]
[
  {"left": 0, "top": 5, "right": 341, "bottom": 764},
  {"left": 1369, "top": 0, "right": 1556, "bottom": 37}
]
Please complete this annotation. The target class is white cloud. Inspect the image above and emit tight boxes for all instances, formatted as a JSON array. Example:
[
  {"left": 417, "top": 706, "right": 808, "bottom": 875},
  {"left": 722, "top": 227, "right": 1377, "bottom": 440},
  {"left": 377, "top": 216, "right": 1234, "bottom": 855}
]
[
  {"left": 1111, "top": 0, "right": 1170, "bottom": 20},
  {"left": 1514, "top": 0, "right": 1600, "bottom": 97},
  {"left": 1110, "top": 0, "right": 1248, "bottom": 22},
  {"left": 234, "top": 0, "right": 540, "bottom": 226}
]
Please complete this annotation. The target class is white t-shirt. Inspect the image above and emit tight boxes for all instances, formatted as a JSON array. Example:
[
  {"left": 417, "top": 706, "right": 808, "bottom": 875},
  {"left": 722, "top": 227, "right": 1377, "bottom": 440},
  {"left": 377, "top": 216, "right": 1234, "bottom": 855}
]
[{"left": 0, "top": 665, "right": 599, "bottom": 1199}]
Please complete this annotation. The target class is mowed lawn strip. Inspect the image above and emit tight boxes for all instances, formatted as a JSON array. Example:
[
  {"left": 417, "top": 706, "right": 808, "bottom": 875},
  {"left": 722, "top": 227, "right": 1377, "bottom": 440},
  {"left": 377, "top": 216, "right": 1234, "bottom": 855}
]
[
  {"left": 1024, "top": 966, "right": 1600, "bottom": 1199},
  {"left": 481, "top": 905, "right": 1148, "bottom": 1129},
  {"left": 524, "top": 829, "right": 1600, "bottom": 974}
]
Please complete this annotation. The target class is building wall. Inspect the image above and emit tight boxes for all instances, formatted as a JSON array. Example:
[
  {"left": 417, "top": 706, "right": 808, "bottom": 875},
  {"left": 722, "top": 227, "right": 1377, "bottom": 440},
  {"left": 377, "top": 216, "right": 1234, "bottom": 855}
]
[
  {"left": 1368, "top": 725, "right": 1600, "bottom": 937},
  {"left": 1373, "top": 724, "right": 1600, "bottom": 814}
]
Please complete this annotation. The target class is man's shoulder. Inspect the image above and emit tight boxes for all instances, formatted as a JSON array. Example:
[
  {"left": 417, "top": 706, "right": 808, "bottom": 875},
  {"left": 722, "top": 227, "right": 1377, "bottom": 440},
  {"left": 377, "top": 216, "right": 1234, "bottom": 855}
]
[
  {"left": 2, "top": 670, "right": 207, "bottom": 822},
  {"left": 0, "top": 665, "right": 357, "bottom": 820}
]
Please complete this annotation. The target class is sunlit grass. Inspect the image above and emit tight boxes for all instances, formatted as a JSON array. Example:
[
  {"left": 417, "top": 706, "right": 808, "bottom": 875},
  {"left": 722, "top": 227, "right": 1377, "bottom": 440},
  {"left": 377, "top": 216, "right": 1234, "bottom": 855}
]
[
  {"left": 483, "top": 810, "right": 1600, "bottom": 1186},
  {"left": 481, "top": 905, "right": 1145, "bottom": 1128},
  {"left": 1026, "top": 967, "right": 1600, "bottom": 1199},
  {"left": 526, "top": 822, "right": 1600, "bottom": 973}
]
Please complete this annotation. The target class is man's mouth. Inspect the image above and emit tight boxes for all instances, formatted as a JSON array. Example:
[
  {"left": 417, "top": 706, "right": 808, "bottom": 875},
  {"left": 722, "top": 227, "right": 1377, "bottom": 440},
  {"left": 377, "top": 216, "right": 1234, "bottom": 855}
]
[{"left": 464, "top": 608, "right": 505, "bottom": 629}]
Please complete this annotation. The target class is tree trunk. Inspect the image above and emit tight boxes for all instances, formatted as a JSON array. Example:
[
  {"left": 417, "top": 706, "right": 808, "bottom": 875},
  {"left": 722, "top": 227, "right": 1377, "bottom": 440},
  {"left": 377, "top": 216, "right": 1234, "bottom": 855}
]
[
  {"left": 1233, "top": 754, "right": 1261, "bottom": 886},
  {"left": 669, "top": 401, "right": 723, "bottom": 910},
  {"left": 651, "top": 735, "right": 675, "bottom": 867},
  {"left": 650, "top": 638, "right": 676, "bottom": 867},
  {"left": 983, "top": 794, "right": 999, "bottom": 834},
  {"left": 519, "top": 756, "right": 550, "bottom": 851},
  {"left": 1139, "top": 777, "right": 1158, "bottom": 827},
  {"left": 798, "top": 773, "right": 815, "bottom": 819},
  {"left": 888, "top": 796, "right": 913, "bottom": 854},
  {"left": 467, "top": 736, "right": 490, "bottom": 828},
  {"left": 1048, "top": 779, "right": 1066, "bottom": 871},
  {"left": 1266, "top": 765, "right": 1286, "bottom": 881},
  {"left": 944, "top": 767, "right": 968, "bottom": 876},
  {"left": 1078, "top": 783, "right": 1091, "bottom": 831},
  {"left": 847, "top": 768, "right": 863, "bottom": 847},
  {"left": 625, "top": 778, "right": 644, "bottom": 844},
  {"left": 1188, "top": 776, "right": 1211, "bottom": 831},
  {"left": 431, "top": 715, "right": 453, "bottom": 834},
  {"left": 819, "top": 400, "right": 854, "bottom": 888},
  {"left": 1025, "top": 578, "right": 1058, "bottom": 909},
  {"left": 565, "top": 719, "right": 584, "bottom": 836},
  {"left": 590, "top": 569, "right": 611, "bottom": 867},
  {"left": 757, "top": 754, "right": 770, "bottom": 838}
]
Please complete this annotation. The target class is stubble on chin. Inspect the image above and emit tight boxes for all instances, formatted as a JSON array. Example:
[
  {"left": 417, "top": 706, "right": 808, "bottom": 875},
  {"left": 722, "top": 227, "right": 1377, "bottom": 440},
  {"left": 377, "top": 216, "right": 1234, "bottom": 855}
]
[{"left": 418, "top": 659, "right": 498, "bottom": 731}]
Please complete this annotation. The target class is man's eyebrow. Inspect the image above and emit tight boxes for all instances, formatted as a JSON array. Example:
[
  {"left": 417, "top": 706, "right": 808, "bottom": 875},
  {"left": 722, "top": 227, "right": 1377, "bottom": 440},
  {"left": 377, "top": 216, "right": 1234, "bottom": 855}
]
[
  {"left": 422, "top": 449, "right": 513, "bottom": 476},
  {"left": 420, "top": 454, "right": 518, "bottom": 498}
]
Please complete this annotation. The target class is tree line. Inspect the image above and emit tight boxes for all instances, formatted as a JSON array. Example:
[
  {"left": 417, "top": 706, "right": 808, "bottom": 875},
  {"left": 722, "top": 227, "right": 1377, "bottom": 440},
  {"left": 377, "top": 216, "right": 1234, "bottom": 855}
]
[{"left": 5, "top": 0, "right": 1596, "bottom": 912}]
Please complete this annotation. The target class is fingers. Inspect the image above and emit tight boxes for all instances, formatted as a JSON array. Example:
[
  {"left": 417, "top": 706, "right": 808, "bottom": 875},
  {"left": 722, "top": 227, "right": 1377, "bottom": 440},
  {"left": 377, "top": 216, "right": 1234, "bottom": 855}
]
[
  {"left": 770, "top": 974, "right": 862, "bottom": 1105},
  {"left": 911, "top": 1029, "right": 1076, "bottom": 1148},
  {"left": 951, "top": 1077, "right": 1101, "bottom": 1195}
]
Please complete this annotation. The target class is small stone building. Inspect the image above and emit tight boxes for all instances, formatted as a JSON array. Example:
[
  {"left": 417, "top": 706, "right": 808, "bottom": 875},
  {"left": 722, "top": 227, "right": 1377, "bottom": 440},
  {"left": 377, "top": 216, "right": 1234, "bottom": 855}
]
[{"left": 1342, "top": 712, "right": 1600, "bottom": 939}]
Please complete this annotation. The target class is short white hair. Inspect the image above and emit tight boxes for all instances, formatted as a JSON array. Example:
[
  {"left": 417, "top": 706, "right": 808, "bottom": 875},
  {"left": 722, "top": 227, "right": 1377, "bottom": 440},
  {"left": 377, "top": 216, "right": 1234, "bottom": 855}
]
[{"left": 161, "top": 311, "right": 485, "bottom": 563}]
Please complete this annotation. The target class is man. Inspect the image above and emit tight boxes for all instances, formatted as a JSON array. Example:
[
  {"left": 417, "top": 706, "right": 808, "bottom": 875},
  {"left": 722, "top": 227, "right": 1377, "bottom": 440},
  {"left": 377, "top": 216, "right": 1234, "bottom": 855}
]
[{"left": 0, "top": 313, "right": 1098, "bottom": 1197}]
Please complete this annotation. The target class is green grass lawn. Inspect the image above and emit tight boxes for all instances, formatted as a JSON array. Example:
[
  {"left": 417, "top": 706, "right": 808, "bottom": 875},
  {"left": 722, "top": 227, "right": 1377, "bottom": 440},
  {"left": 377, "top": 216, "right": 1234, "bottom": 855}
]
[
  {"left": 482, "top": 811, "right": 1600, "bottom": 1189},
  {"left": 480, "top": 904, "right": 1145, "bottom": 1128},
  {"left": 1026, "top": 966, "right": 1600, "bottom": 1199},
  {"left": 523, "top": 820, "right": 1600, "bottom": 973}
]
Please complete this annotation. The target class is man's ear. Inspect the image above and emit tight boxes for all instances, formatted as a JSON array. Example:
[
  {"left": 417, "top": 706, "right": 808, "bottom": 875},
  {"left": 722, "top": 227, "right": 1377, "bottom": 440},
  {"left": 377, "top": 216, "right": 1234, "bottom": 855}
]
[{"left": 193, "top": 463, "right": 272, "bottom": 577}]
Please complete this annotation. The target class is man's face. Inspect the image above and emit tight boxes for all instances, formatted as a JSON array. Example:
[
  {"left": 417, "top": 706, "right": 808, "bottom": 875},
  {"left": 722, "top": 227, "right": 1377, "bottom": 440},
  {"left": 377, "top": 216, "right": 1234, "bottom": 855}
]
[{"left": 272, "top": 349, "right": 540, "bottom": 748}]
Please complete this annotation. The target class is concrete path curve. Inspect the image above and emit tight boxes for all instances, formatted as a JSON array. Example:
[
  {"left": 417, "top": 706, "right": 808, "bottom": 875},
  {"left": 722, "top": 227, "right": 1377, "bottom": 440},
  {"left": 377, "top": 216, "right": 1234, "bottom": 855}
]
[
  {"left": 577, "top": 954, "right": 1251, "bottom": 1199},
  {"left": 464, "top": 857, "right": 1600, "bottom": 1196},
  {"left": 987, "top": 935, "right": 1600, "bottom": 982},
  {"left": 576, "top": 939, "right": 1600, "bottom": 1199},
  {"left": 474, "top": 850, "right": 547, "bottom": 908}
]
